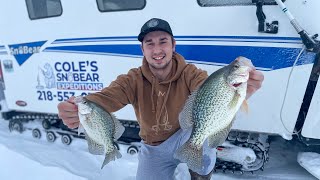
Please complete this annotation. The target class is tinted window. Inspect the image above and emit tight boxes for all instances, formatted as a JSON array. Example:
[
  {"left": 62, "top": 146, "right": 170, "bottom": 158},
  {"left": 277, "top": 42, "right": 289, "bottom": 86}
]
[
  {"left": 97, "top": 0, "right": 146, "bottom": 12},
  {"left": 26, "top": 0, "right": 62, "bottom": 20},
  {"left": 198, "top": 0, "right": 280, "bottom": 6}
]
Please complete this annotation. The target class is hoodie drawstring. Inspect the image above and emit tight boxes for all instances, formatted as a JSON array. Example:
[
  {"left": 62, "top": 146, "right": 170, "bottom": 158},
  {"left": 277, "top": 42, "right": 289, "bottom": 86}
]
[
  {"left": 151, "top": 76, "right": 156, "bottom": 113},
  {"left": 152, "top": 81, "right": 172, "bottom": 134}
]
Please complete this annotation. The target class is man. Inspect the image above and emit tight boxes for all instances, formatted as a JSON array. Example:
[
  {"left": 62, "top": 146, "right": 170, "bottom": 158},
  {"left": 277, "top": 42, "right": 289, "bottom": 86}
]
[{"left": 57, "top": 18, "right": 264, "bottom": 180}]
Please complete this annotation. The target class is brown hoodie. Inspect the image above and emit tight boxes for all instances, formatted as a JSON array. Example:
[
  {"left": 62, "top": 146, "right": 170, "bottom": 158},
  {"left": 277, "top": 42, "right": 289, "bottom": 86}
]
[{"left": 86, "top": 52, "right": 208, "bottom": 145}]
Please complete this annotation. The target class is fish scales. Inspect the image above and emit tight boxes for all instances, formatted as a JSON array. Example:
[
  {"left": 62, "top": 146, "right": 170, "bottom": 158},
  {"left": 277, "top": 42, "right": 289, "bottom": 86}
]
[
  {"left": 83, "top": 106, "right": 115, "bottom": 154},
  {"left": 75, "top": 96, "right": 125, "bottom": 169},
  {"left": 174, "top": 57, "right": 253, "bottom": 173},
  {"left": 191, "top": 69, "right": 235, "bottom": 145}
]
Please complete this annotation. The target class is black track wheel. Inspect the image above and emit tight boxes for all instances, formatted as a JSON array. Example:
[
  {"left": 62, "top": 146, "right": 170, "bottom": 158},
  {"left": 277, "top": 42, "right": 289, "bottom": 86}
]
[
  {"left": 61, "top": 134, "right": 72, "bottom": 145},
  {"left": 32, "top": 128, "right": 41, "bottom": 139},
  {"left": 9, "top": 120, "right": 23, "bottom": 133},
  {"left": 127, "top": 145, "right": 139, "bottom": 155},
  {"left": 46, "top": 131, "right": 56, "bottom": 142},
  {"left": 42, "top": 119, "right": 51, "bottom": 129}
]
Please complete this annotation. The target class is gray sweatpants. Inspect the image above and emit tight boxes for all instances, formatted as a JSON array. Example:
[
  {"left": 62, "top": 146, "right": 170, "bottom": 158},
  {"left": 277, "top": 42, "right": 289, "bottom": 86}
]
[{"left": 136, "top": 128, "right": 217, "bottom": 180}]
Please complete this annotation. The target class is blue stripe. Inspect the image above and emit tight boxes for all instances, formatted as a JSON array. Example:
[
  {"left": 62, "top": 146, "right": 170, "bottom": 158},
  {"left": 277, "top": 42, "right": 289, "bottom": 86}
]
[
  {"left": 0, "top": 45, "right": 5, "bottom": 49},
  {"left": 44, "top": 44, "right": 316, "bottom": 70},
  {"left": 52, "top": 39, "right": 137, "bottom": 44},
  {"left": 177, "top": 39, "right": 302, "bottom": 44},
  {"left": 0, "top": 51, "right": 7, "bottom": 55},
  {"left": 44, "top": 49, "right": 142, "bottom": 58},
  {"left": 177, "top": 45, "right": 314, "bottom": 70},
  {"left": 53, "top": 38, "right": 302, "bottom": 45},
  {"left": 53, "top": 36, "right": 137, "bottom": 43},
  {"left": 46, "top": 45, "right": 143, "bottom": 57},
  {"left": 176, "top": 36, "right": 301, "bottom": 41},
  {"left": 52, "top": 36, "right": 301, "bottom": 44}
]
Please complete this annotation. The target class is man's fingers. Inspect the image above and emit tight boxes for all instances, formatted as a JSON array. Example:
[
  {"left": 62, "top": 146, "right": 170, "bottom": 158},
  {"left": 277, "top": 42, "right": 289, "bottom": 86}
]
[
  {"left": 67, "top": 96, "right": 76, "bottom": 104},
  {"left": 246, "top": 85, "right": 257, "bottom": 99},
  {"left": 61, "top": 106, "right": 78, "bottom": 112},
  {"left": 65, "top": 116, "right": 80, "bottom": 123},
  {"left": 247, "top": 84, "right": 257, "bottom": 93},
  {"left": 57, "top": 101, "right": 78, "bottom": 112},
  {"left": 248, "top": 78, "right": 263, "bottom": 89},
  {"left": 249, "top": 70, "right": 264, "bottom": 81},
  {"left": 57, "top": 97, "right": 80, "bottom": 129},
  {"left": 58, "top": 111, "right": 79, "bottom": 121},
  {"left": 68, "top": 122, "right": 80, "bottom": 129},
  {"left": 57, "top": 109, "right": 77, "bottom": 119},
  {"left": 246, "top": 70, "right": 264, "bottom": 99},
  {"left": 60, "top": 117, "right": 80, "bottom": 129},
  {"left": 247, "top": 70, "right": 264, "bottom": 90}
]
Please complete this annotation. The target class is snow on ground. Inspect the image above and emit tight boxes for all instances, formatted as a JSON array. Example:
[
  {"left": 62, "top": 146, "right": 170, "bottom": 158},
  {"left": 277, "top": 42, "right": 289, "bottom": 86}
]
[
  {"left": 0, "top": 119, "right": 318, "bottom": 180},
  {"left": 298, "top": 152, "right": 320, "bottom": 179},
  {"left": 0, "top": 143, "right": 85, "bottom": 180}
]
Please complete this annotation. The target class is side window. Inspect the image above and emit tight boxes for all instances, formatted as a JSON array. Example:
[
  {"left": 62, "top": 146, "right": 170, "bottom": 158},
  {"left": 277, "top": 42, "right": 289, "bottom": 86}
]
[
  {"left": 198, "top": 0, "right": 281, "bottom": 6},
  {"left": 96, "top": 0, "right": 146, "bottom": 12},
  {"left": 26, "top": 0, "right": 62, "bottom": 20}
]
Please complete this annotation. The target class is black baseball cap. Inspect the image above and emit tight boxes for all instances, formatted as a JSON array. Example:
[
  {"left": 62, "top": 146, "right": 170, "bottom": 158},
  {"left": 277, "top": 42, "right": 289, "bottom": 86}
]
[{"left": 138, "top": 18, "right": 173, "bottom": 42}]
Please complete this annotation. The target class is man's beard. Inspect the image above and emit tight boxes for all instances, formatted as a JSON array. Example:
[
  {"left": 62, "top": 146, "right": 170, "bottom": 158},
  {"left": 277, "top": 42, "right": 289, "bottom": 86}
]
[{"left": 150, "top": 59, "right": 171, "bottom": 70}]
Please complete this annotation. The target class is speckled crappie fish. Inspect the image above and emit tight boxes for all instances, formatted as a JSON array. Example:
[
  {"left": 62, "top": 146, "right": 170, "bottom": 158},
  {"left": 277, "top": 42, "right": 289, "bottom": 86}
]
[
  {"left": 174, "top": 57, "right": 253, "bottom": 172},
  {"left": 74, "top": 96, "right": 125, "bottom": 169}
]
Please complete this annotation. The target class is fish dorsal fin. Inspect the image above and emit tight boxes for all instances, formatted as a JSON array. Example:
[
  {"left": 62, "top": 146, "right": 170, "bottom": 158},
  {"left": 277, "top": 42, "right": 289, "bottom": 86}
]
[
  {"left": 85, "top": 132, "right": 105, "bottom": 155},
  {"left": 179, "top": 89, "right": 199, "bottom": 130},
  {"left": 111, "top": 113, "right": 125, "bottom": 140},
  {"left": 240, "top": 99, "right": 249, "bottom": 114}
]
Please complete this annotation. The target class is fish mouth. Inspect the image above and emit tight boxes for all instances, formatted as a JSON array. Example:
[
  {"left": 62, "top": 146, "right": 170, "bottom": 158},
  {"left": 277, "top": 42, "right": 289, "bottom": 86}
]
[{"left": 232, "top": 83, "right": 242, "bottom": 88}]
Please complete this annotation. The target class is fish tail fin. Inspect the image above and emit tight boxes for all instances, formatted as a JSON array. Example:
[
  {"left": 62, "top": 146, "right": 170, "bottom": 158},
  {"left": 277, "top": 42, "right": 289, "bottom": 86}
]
[
  {"left": 174, "top": 141, "right": 203, "bottom": 172},
  {"left": 101, "top": 147, "right": 122, "bottom": 169}
]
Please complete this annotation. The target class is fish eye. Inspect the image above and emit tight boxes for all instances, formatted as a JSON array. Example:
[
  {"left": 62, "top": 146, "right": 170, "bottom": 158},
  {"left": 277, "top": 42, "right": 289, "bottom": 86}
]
[{"left": 234, "top": 64, "right": 240, "bottom": 68}]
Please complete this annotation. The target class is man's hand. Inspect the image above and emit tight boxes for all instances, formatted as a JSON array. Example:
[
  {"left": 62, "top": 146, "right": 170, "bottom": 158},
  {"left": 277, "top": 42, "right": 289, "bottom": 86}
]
[
  {"left": 57, "top": 96, "right": 80, "bottom": 129},
  {"left": 246, "top": 68, "right": 264, "bottom": 99}
]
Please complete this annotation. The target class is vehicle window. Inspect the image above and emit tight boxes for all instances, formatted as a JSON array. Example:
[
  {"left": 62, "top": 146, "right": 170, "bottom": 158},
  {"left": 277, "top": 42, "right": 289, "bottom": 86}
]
[
  {"left": 96, "top": 0, "right": 146, "bottom": 12},
  {"left": 198, "top": 0, "right": 282, "bottom": 6},
  {"left": 26, "top": 0, "right": 62, "bottom": 20}
]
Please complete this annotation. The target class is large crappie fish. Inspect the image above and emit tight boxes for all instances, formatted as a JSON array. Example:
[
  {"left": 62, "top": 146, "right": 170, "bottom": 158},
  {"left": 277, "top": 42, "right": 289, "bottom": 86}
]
[
  {"left": 174, "top": 57, "right": 253, "bottom": 172},
  {"left": 74, "top": 96, "right": 125, "bottom": 169}
]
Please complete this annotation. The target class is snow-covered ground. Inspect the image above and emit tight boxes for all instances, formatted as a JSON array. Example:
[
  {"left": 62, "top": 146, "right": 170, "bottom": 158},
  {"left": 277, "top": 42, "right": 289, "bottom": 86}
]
[
  {"left": 0, "top": 119, "right": 319, "bottom": 180},
  {"left": 298, "top": 152, "right": 320, "bottom": 179}
]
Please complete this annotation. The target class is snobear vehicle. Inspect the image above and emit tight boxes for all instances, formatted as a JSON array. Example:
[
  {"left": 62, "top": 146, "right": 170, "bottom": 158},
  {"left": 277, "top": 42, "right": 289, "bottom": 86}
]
[{"left": 0, "top": 0, "right": 319, "bottom": 175}]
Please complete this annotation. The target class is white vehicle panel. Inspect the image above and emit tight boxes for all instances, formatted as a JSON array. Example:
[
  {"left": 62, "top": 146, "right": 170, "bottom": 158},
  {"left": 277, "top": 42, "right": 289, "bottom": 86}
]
[
  {"left": 0, "top": 0, "right": 319, "bottom": 137},
  {"left": 302, "top": 79, "right": 320, "bottom": 139}
]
